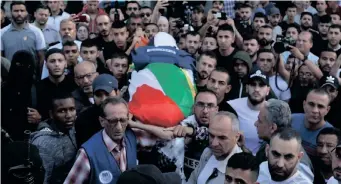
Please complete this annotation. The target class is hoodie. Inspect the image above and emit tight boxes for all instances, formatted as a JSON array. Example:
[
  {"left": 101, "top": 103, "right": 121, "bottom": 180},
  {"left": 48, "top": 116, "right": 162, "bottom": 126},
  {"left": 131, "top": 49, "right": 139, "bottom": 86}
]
[{"left": 30, "top": 120, "right": 77, "bottom": 184}]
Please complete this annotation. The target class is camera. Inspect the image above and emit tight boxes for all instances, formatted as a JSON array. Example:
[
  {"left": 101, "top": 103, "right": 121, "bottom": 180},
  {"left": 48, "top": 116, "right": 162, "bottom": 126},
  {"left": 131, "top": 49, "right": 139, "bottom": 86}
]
[
  {"left": 213, "top": 12, "right": 227, "bottom": 20},
  {"left": 274, "top": 35, "right": 296, "bottom": 53}
]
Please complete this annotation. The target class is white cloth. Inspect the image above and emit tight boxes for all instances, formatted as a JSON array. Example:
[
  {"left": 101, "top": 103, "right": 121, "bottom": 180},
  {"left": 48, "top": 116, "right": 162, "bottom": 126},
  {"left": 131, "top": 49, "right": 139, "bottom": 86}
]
[
  {"left": 47, "top": 11, "right": 70, "bottom": 32},
  {"left": 269, "top": 75, "right": 291, "bottom": 101},
  {"left": 197, "top": 145, "right": 242, "bottom": 184},
  {"left": 41, "top": 40, "right": 82, "bottom": 79},
  {"left": 227, "top": 97, "right": 261, "bottom": 155},
  {"left": 272, "top": 26, "right": 283, "bottom": 41},
  {"left": 257, "top": 161, "right": 312, "bottom": 184},
  {"left": 327, "top": 177, "right": 341, "bottom": 184},
  {"left": 282, "top": 51, "right": 319, "bottom": 65}
]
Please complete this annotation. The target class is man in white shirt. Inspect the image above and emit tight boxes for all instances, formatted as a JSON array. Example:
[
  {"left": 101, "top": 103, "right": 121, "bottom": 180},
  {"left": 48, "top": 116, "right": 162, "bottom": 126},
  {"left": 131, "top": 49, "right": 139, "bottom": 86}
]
[
  {"left": 327, "top": 144, "right": 341, "bottom": 184},
  {"left": 257, "top": 128, "right": 312, "bottom": 184},
  {"left": 46, "top": 0, "right": 70, "bottom": 32},
  {"left": 186, "top": 111, "right": 242, "bottom": 184},
  {"left": 228, "top": 69, "right": 270, "bottom": 155},
  {"left": 282, "top": 31, "right": 319, "bottom": 65}
]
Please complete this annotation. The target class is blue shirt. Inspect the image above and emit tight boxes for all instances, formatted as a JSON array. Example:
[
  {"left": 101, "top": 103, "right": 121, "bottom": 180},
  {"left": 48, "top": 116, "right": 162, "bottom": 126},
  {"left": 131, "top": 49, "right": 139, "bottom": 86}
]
[{"left": 292, "top": 113, "right": 333, "bottom": 157}]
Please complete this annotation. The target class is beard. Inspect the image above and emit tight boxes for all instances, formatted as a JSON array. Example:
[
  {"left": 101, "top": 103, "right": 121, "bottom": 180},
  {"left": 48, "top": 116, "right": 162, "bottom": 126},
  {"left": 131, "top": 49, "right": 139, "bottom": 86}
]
[
  {"left": 198, "top": 71, "right": 209, "bottom": 80},
  {"left": 268, "top": 159, "right": 298, "bottom": 181},
  {"left": 12, "top": 15, "right": 28, "bottom": 24},
  {"left": 301, "top": 24, "right": 311, "bottom": 30},
  {"left": 248, "top": 93, "right": 265, "bottom": 106}
]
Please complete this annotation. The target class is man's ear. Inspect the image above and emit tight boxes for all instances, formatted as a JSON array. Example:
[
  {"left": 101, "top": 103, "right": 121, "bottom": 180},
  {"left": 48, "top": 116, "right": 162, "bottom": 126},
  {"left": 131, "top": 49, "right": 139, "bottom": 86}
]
[
  {"left": 298, "top": 151, "right": 304, "bottom": 160},
  {"left": 99, "top": 116, "right": 106, "bottom": 128},
  {"left": 265, "top": 143, "right": 270, "bottom": 158},
  {"left": 270, "top": 123, "right": 278, "bottom": 134},
  {"left": 225, "top": 84, "right": 232, "bottom": 94}
]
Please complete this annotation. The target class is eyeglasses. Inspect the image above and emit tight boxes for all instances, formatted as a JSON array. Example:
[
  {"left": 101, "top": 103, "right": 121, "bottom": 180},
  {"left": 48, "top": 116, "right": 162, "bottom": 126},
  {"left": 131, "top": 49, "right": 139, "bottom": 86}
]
[
  {"left": 64, "top": 49, "right": 78, "bottom": 54},
  {"left": 74, "top": 72, "right": 96, "bottom": 80},
  {"left": 141, "top": 13, "right": 150, "bottom": 17},
  {"left": 103, "top": 117, "right": 129, "bottom": 126},
  {"left": 128, "top": 7, "right": 138, "bottom": 11},
  {"left": 195, "top": 102, "right": 216, "bottom": 110}
]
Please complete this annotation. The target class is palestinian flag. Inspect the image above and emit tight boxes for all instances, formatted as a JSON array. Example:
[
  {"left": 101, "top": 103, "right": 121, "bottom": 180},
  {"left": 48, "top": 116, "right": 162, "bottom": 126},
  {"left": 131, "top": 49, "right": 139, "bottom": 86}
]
[{"left": 129, "top": 62, "right": 196, "bottom": 127}]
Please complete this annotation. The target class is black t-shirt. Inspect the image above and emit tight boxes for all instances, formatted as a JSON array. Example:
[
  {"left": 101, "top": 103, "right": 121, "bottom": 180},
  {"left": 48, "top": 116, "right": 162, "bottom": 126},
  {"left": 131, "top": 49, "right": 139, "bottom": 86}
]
[
  {"left": 325, "top": 94, "right": 341, "bottom": 129},
  {"left": 93, "top": 36, "right": 118, "bottom": 61},
  {"left": 214, "top": 48, "right": 238, "bottom": 74}
]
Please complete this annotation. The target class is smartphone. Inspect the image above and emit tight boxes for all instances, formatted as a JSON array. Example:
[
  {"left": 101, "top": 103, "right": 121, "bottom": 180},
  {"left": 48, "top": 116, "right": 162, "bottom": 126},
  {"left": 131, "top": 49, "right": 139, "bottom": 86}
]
[
  {"left": 77, "top": 15, "right": 88, "bottom": 22},
  {"left": 214, "top": 12, "right": 227, "bottom": 20}
]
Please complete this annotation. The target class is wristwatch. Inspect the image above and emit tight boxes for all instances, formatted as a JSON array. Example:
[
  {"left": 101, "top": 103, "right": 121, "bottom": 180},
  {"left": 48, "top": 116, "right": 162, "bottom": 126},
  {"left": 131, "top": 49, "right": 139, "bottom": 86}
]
[{"left": 302, "top": 55, "right": 308, "bottom": 62}]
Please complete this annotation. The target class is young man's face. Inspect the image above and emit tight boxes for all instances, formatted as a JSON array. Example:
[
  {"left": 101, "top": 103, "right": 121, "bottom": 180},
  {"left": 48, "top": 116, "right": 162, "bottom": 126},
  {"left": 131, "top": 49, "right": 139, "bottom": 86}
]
[
  {"left": 269, "top": 14, "right": 281, "bottom": 27},
  {"left": 225, "top": 167, "right": 256, "bottom": 184},
  {"left": 328, "top": 28, "right": 341, "bottom": 47},
  {"left": 212, "top": 1, "right": 224, "bottom": 11},
  {"left": 34, "top": 8, "right": 49, "bottom": 26},
  {"left": 301, "top": 15, "right": 313, "bottom": 29},
  {"left": 240, "top": 7, "right": 252, "bottom": 21},
  {"left": 247, "top": 79, "right": 270, "bottom": 106},
  {"left": 202, "top": 37, "right": 217, "bottom": 52},
  {"left": 140, "top": 8, "right": 152, "bottom": 24},
  {"left": 243, "top": 39, "right": 259, "bottom": 57},
  {"left": 145, "top": 24, "right": 158, "bottom": 39},
  {"left": 206, "top": 71, "right": 231, "bottom": 102},
  {"left": 193, "top": 92, "right": 218, "bottom": 125},
  {"left": 126, "top": 2, "right": 139, "bottom": 16},
  {"left": 109, "top": 57, "right": 129, "bottom": 80},
  {"left": 46, "top": 53, "right": 67, "bottom": 78},
  {"left": 128, "top": 17, "right": 143, "bottom": 34},
  {"left": 233, "top": 60, "right": 248, "bottom": 78},
  {"left": 316, "top": 0, "right": 328, "bottom": 13},
  {"left": 51, "top": 98, "right": 76, "bottom": 129},
  {"left": 192, "top": 10, "right": 204, "bottom": 23},
  {"left": 97, "top": 15, "right": 112, "bottom": 37},
  {"left": 303, "top": 92, "right": 330, "bottom": 125},
  {"left": 258, "top": 27, "right": 272, "bottom": 42},
  {"left": 286, "top": 27, "right": 299, "bottom": 41},
  {"left": 253, "top": 17, "right": 266, "bottom": 31},
  {"left": 80, "top": 46, "right": 99, "bottom": 63},
  {"left": 196, "top": 55, "right": 217, "bottom": 80},
  {"left": 185, "top": 34, "right": 201, "bottom": 54},
  {"left": 316, "top": 134, "right": 338, "bottom": 166},
  {"left": 286, "top": 8, "right": 297, "bottom": 19},
  {"left": 217, "top": 30, "right": 235, "bottom": 50},
  {"left": 319, "top": 51, "right": 337, "bottom": 73},
  {"left": 111, "top": 27, "right": 129, "bottom": 49},
  {"left": 63, "top": 45, "right": 79, "bottom": 66},
  {"left": 318, "top": 22, "right": 331, "bottom": 36},
  {"left": 257, "top": 52, "right": 275, "bottom": 74},
  {"left": 331, "top": 14, "right": 341, "bottom": 25}
]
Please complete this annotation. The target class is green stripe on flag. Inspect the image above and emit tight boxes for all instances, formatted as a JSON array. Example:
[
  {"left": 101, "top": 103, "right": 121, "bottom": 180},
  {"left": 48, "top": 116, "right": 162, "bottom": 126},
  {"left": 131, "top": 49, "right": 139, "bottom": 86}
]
[{"left": 146, "top": 63, "right": 196, "bottom": 117}]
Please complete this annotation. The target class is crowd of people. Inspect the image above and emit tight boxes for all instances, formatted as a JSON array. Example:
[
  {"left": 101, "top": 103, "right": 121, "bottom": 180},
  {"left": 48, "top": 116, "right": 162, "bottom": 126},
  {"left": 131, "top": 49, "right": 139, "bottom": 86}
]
[{"left": 1, "top": 0, "right": 341, "bottom": 184}]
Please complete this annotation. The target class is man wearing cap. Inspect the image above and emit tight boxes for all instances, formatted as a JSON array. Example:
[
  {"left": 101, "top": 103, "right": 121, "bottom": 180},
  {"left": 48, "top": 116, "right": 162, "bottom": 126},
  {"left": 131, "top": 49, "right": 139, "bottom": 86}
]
[
  {"left": 327, "top": 143, "right": 341, "bottom": 184},
  {"left": 117, "top": 164, "right": 181, "bottom": 184},
  {"left": 268, "top": 7, "right": 282, "bottom": 41},
  {"left": 228, "top": 69, "right": 271, "bottom": 155},
  {"left": 65, "top": 96, "right": 137, "bottom": 184},
  {"left": 320, "top": 75, "right": 341, "bottom": 129},
  {"left": 74, "top": 74, "right": 119, "bottom": 147},
  {"left": 227, "top": 50, "right": 252, "bottom": 100}
]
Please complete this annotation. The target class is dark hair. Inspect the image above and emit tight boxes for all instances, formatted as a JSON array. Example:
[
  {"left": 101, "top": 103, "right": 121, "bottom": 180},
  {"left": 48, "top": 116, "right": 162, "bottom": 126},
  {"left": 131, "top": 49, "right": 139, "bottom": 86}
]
[
  {"left": 112, "top": 20, "right": 126, "bottom": 29},
  {"left": 111, "top": 52, "right": 131, "bottom": 64},
  {"left": 271, "top": 128, "right": 302, "bottom": 144},
  {"left": 35, "top": 4, "right": 50, "bottom": 13},
  {"left": 51, "top": 91, "right": 74, "bottom": 111},
  {"left": 140, "top": 6, "right": 151, "bottom": 10},
  {"left": 195, "top": 88, "right": 218, "bottom": 102},
  {"left": 306, "top": 88, "right": 331, "bottom": 103},
  {"left": 193, "top": 5, "right": 204, "bottom": 13},
  {"left": 145, "top": 23, "right": 158, "bottom": 28},
  {"left": 239, "top": 3, "right": 252, "bottom": 10},
  {"left": 63, "top": 40, "right": 77, "bottom": 48},
  {"left": 199, "top": 51, "right": 217, "bottom": 61},
  {"left": 317, "top": 127, "right": 341, "bottom": 145},
  {"left": 126, "top": 1, "right": 140, "bottom": 9},
  {"left": 227, "top": 152, "right": 259, "bottom": 180},
  {"left": 80, "top": 39, "right": 98, "bottom": 50},
  {"left": 286, "top": 23, "right": 300, "bottom": 33},
  {"left": 243, "top": 34, "right": 259, "bottom": 42},
  {"left": 320, "top": 48, "right": 337, "bottom": 56},
  {"left": 209, "top": 67, "right": 231, "bottom": 84},
  {"left": 257, "top": 48, "right": 274, "bottom": 57},
  {"left": 329, "top": 24, "right": 341, "bottom": 32},
  {"left": 10, "top": 1, "right": 26, "bottom": 11},
  {"left": 319, "top": 15, "right": 332, "bottom": 24},
  {"left": 287, "top": 2, "right": 297, "bottom": 9},
  {"left": 330, "top": 12, "right": 341, "bottom": 18},
  {"left": 300, "top": 12, "right": 313, "bottom": 20},
  {"left": 253, "top": 12, "right": 268, "bottom": 23},
  {"left": 259, "top": 24, "right": 273, "bottom": 30},
  {"left": 186, "top": 31, "right": 200, "bottom": 38},
  {"left": 45, "top": 48, "right": 65, "bottom": 61},
  {"left": 217, "top": 24, "right": 234, "bottom": 35}
]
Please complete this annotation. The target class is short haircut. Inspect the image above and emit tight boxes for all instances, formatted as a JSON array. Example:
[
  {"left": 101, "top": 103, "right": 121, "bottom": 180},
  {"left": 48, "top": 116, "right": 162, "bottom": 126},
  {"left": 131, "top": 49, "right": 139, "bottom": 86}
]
[
  {"left": 243, "top": 34, "right": 259, "bottom": 42},
  {"left": 193, "top": 5, "right": 205, "bottom": 13},
  {"left": 199, "top": 51, "right": 217, "bottom": 61},
  {"left": 10, "top": 1, "right": 26, "bottom": 11},
  {"left": 257, "top": 49, "right": 274, "bottom": 58},
  {"left": 300, "top": 12, "right": 313, "bottom": 20},
  {"left": 45, "top": 48, "right": 64, "bottom": 61},
  {"left": 253, "top": 12, "right": 268, "bottom": 23},
  {"left": 265, "top": 99, "right": 292, "bottom": 128},
  {"left": 112, "top": 20, "right": 126, "bottom": 29},
  {"left": 186, "top": 31, "right": 201, "bottom": 39},
  {"left": 111, "top": 52, "right": 131, "bottom": 64},
  {"left": 215, "top": 111, "right": 240, "bottom": 132},
  {"left": 145, "top": 23, "right": 158, "bottom": 28},
  {"left": 286, "top": 23, "right": 300, "bottom": 33},
  {"left": 209, "top": 67, "right": 231, "bottom": 84},
  {"left": 140, "top": 6, "right": 151, "bottom": 10},
  {"left": 227, "top": 152, "right": 259, "bottom": 182},
  {"left": 287, "top": 2, "right": 297, "bottom": 9},
  {"left": 271, "top": 128, "right": 302, "bottom": 146},
  {"left": 99, "top": 97, "right": 128, "bottom": 117},
  {"left": 80, "top": 39, "right": 98, "bottom": 49},
  {"left": 217, "top": 24, "right": 235, "bottom": 35},
  {"left": 306, "top": 88, "right": 331, "bottom": 104},
  {"left": 239, "top": 3, "right": 252, "bottom": 9},
  {"left": 63, "top": 40, "right": 77, "bottom": 48},
  {"left": 35, "top": 4, "right": 50, "bottom": 12},
  {"left": 259, "top": 24, "right": 273, "bottom": 30},
  {"left": 329, "top": 24, "right": 341, "bottom": 32},
  {"left": 320, "top": 48, "right": 336, "bottom": 55},
  {"left": 319, "top": 15, "right": 332, "bottom": 24},
  {"left": 126, "top": 1, "right": 140, "bottom": 9},
  {"left": 317, "top": 127, "right": 341, "bottom": 145},
  {"left": 195, "top": 88, "right": 218, "bottom": 102},
  {"left": 51, "top": 91, "right": 74, "bottom": 111},
  {"left": 330, "top": 12, "right": 340, "bottom": 18}
]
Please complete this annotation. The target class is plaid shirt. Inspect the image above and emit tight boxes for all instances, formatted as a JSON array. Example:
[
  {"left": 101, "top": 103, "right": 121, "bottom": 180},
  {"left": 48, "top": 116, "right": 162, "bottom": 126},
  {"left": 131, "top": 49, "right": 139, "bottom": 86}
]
[
  {"left": 64, "top": 130, "right": 127, "bottom": 184},
  {"left": 223, "top": 0, "right": 235, "bottom": 18}
]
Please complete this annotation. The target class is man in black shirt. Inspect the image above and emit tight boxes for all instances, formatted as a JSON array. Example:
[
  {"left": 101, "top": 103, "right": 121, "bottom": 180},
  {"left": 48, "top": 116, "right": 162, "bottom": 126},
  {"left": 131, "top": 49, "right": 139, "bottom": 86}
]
[
  {"left": 191, "top": 6, "right": 205, "bottom": 32},
  {"left": 37, "top": 49, "right": 77, "bottom": 120},
  {"left": 80, "top": 39, "right": 110, "bottom": 74},
  {"left": 214, "top": 24, "right": 238, "bottom": 74}
]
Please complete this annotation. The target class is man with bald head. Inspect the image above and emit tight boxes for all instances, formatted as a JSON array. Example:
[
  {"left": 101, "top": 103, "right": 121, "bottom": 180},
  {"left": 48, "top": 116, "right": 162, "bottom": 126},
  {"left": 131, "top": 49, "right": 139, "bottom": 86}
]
[
  {"left": 187, "top": 111, "right": 242, "bottom": 184},
  {"left": 72, "top": 61, "right": 99, "bottom": 114},
  {"left": 282, "top": 31, "right": 319, "bottom": 65}
]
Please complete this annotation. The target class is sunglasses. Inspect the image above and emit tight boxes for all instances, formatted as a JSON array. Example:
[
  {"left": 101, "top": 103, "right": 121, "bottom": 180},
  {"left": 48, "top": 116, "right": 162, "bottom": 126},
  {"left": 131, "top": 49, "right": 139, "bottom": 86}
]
[
  {"left": 128, "top": 7, "right": 138, "bottom": 11},
  {"left": 141, "top": 13, "right": 151, "bottom": 17}
]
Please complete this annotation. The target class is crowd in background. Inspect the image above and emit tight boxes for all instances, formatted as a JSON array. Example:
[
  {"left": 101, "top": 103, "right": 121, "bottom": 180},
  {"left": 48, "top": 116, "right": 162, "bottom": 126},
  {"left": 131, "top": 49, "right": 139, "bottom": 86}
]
[{"left": 1, "top": 0, "right": 341, "bottom": 184}]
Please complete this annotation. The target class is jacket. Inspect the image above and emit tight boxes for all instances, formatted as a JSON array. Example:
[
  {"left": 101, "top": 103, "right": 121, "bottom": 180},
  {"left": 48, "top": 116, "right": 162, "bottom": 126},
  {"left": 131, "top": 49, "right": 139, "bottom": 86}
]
[
  {"left": 71, "top": 88, "right": 93, "bottom": 114},
  {"left": 30, "top": 120, "right": 77, "bottom": 184},
  {"left": 186, "top": 145, "right": 242, "bottom": 184}
]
